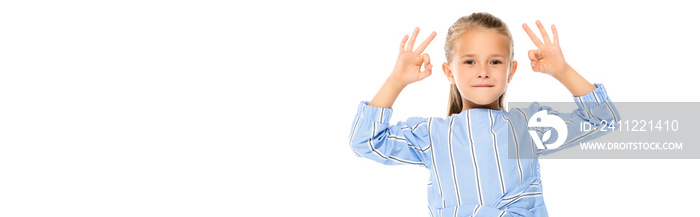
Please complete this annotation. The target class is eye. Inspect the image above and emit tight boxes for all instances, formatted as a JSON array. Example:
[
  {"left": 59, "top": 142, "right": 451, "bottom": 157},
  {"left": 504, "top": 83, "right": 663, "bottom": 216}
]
[
  {"left": 490, "top": 60, "right": 502, "bottom": 65},
  {"left": 464, "top": 60, "right": 475, "bottom": 65}
]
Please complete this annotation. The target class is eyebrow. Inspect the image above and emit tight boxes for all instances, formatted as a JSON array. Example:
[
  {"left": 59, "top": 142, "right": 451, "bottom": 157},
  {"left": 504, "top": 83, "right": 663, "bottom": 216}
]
[{"left": 460, "top": 54, "right": 506, "bottom": 58}]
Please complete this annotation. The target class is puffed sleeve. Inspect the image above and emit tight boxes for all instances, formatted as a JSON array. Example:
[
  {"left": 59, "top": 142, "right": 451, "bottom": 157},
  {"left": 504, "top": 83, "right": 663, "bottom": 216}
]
[
  {"left": 510, "top": 83, "right": 621, "bottom": 156},
  {"left": 348, "top": 101, "right": 431, "bottom": 167}
]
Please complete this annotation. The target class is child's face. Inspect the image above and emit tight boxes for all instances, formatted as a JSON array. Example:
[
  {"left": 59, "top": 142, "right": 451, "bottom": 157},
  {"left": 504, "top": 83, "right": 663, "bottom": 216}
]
[{"left": 442, "top": 30, "right": 517, "bottom": 110}]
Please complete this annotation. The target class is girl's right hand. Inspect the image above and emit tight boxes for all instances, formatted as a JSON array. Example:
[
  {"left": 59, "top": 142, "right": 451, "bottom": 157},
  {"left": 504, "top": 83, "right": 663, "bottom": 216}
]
[{"left": 387, "top": 27, "right": 437, "bottom": 87}]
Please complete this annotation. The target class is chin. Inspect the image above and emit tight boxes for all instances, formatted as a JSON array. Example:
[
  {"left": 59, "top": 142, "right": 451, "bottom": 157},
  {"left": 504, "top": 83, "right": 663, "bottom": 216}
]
[{"left": 462, "top": 88, "right": 503, "bottom": 104}]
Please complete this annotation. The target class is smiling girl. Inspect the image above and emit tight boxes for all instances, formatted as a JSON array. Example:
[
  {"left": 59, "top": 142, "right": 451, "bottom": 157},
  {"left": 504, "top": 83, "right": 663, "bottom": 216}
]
[{"left": 348, "top": 12, "right": 619, "bottom": 216}]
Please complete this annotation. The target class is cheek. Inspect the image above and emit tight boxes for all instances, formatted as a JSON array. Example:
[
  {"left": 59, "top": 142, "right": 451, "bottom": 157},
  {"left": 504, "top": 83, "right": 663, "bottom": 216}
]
[
  {"left": 495, "top": 67, "right": 509, "bottom": 80},
  {"left": 453, "top": 67, "right": 475, "bottom": 79}
]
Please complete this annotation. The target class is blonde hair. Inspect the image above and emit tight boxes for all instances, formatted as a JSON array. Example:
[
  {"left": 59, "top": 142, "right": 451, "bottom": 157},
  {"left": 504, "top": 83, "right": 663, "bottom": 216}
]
[{"left": 444, "top": 12, "right": 514, "bottom": 116}]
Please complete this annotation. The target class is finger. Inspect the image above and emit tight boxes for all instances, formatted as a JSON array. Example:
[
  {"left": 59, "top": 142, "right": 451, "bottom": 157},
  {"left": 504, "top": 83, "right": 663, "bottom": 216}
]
[
  {"left": 407, "top": 27, "right": 420, "bottom": 52},
  {"left": 535, "top": 61, "right": 546, "bottom": 73},
  {"left": 536, "top": 20, "right": 551, "bottom": 45},
  {"left": 420, "top": 53, "right": 431, "bottom": 66},
  {"left": 551, "top": 24, "right": 559, "bottom": 45},
  {"left": 522, "top": 23, "right": 543, "bottom": 47},
  {"left": 420, "top": 53, "right": 432, "bottom": 80},
  {"left": 420, "top": 64, "right": 433, "bottom": 80},
  {"left": 414, "top": 31, "right": 437, "bottom": 54},
  {"left": 528, "top": 50, "right": 538, "bottom": 62},
  {"left": 399, "top": 34, "right": 408, "bottom": 52}
]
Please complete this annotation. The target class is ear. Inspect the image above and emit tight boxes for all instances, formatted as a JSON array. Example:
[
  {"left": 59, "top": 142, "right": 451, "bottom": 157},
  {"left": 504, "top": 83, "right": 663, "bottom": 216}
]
[
  {"left": 442, "top": 62, "right": 455, "bottom": 85},
  {"left": 507, "top": 60, "right": 517, "bottom": 84}
]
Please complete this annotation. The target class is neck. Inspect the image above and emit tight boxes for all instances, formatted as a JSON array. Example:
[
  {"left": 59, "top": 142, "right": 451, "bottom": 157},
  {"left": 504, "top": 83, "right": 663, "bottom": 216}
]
[{"left": 462, "top": 98, "right": 501, "bottom": 111}]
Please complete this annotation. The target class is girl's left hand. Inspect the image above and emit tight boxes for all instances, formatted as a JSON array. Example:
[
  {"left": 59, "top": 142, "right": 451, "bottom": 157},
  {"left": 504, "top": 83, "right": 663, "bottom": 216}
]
[{"left": 522, "top": 20, "right": 570, "bottom": 77}]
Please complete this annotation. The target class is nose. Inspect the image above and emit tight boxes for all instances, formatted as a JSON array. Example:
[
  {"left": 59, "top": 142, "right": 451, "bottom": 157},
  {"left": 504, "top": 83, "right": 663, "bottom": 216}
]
[{"left": 476, "top": 66, "right": 490, "bottom": 78}]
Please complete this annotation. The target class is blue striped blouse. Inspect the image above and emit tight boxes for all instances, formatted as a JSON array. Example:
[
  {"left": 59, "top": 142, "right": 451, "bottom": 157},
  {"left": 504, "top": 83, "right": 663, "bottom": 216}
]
[{"left": 348, "top": 83, "right": 620, "bottom": 217}]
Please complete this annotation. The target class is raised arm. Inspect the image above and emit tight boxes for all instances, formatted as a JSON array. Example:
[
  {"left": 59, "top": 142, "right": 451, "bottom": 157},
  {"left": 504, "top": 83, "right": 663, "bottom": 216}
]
[
  {"left": 517, "top": 21, "right": 621, "bottom": 156},
  {"left": 349, "top": 27, "right": 438, "bottom": 166},
  {"left": 368, "top": 27, "right": 437, "bottom": 108}
]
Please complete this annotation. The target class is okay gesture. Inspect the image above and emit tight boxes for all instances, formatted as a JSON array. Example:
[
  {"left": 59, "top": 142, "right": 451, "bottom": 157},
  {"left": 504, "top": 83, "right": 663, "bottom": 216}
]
[{"left": 522, "top": 20, "right": 571, "bottom": 77}]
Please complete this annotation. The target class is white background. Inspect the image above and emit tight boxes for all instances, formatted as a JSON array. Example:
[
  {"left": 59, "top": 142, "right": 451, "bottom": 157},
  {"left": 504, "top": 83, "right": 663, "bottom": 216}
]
[{"left": 1, "top": 0, "right": 699, "bottom": 216}]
